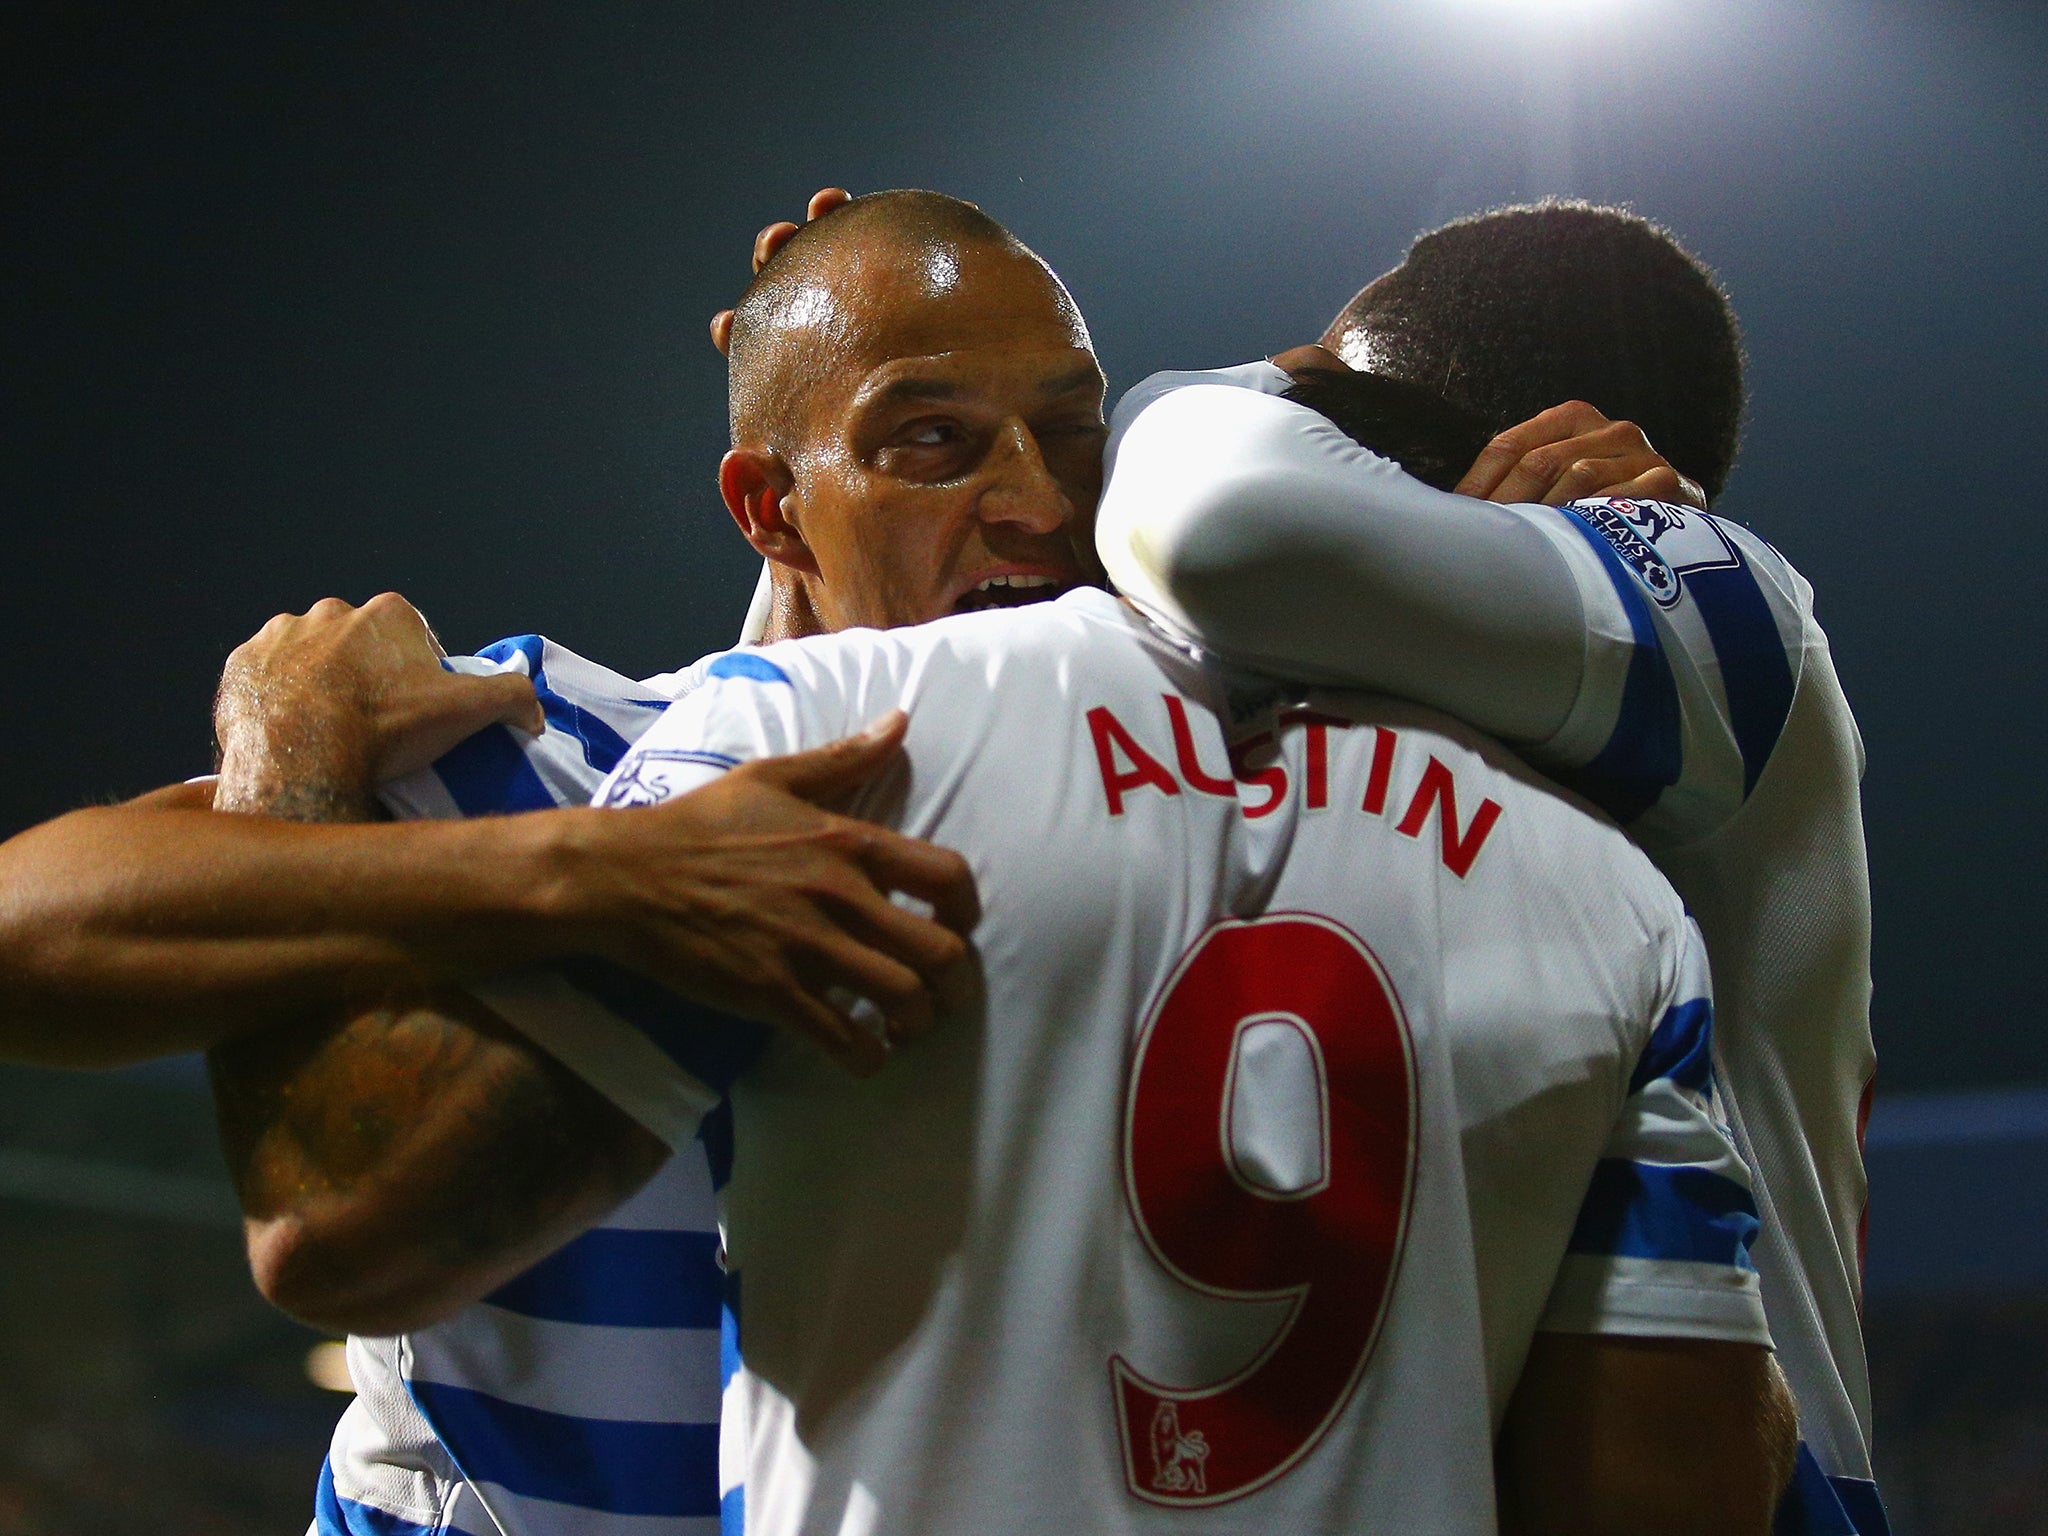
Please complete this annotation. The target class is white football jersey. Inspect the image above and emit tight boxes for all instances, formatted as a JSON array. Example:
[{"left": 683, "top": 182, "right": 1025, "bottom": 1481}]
[
  {"left": 1098, "top": 366, "right": 1880, "bottom": 1532},
  {"left": 483, "top": 589, "right": 1769, "bottom": 1535}
]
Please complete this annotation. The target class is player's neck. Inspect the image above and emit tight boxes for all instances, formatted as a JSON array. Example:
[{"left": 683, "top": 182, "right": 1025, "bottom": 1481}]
[{"left": 760, "top": 575, "right": 830, "bottom": 644}]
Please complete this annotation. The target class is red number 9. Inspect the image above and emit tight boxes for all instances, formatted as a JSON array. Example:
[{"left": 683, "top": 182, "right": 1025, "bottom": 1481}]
[{"left": 1112, "top": 914, "right": 1417, "bottom": 1506}]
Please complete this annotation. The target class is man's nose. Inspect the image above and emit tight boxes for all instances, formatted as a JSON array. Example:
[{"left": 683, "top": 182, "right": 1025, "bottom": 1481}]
[{"left": 974, "top": 420, "right": 1073, "bottom": 534}]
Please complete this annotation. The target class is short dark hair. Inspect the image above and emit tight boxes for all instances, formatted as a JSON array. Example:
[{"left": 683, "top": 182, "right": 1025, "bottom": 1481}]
[
  {"left": 727, "top": 190, "right": 1029, "bottom": 448},
  {"left": 1326, "top": 201, "right": 1746, "bottom": 500},
  {"left": 1279, "top": 368, "right": 1494, "bottom": 492}
]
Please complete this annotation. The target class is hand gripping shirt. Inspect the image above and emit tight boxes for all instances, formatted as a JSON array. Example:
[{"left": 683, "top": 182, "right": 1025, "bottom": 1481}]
[
  {"left": 1095, "top": 363, "right": 1880, "bottom": 1533},
  {"left": 312, "top": 636, "right": 736, "bottom": 1536},
  {"left": 484, "top": 588, "right": 1769, "bottom": 1536}
]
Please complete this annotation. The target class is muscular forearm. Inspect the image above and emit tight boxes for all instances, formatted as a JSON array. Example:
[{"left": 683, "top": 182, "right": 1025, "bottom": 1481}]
[
  {"left": 1498, "top": 1335, "right": 1798, "bottom": 1536},
  {"left": 0, "top": 790, "right": 579, "bottom": 1065},
  {"left": 213, "top": 988, "right": 667, "bottom": 1334},
  {"left": 1097, "top": 378, "right": 1587, "bottom": 742}
]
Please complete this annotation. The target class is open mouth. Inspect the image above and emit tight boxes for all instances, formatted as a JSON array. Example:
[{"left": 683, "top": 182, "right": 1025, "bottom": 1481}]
[{"left": 952, "top": 573, "right": 1071, "bottom": 615}]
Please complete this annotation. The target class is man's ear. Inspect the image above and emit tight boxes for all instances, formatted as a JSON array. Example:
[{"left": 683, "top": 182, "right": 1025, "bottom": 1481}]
[{"left": 719, "top": 448, "right": 820, "bottom": 576}]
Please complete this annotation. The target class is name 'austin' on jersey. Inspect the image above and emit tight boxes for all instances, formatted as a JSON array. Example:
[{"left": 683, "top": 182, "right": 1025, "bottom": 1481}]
[{"left": 494, "top": 588, "right": 1768, "bottom": 1535}]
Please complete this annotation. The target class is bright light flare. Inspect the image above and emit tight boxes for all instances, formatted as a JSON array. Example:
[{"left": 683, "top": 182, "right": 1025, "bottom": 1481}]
[{"left": 1442, "top": 0, "right": 1643, "bottom": 16}]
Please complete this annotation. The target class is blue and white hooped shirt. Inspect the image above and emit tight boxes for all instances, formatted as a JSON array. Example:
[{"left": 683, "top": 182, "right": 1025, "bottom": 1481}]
[{"left": 311, "top": 636, "right": 741, "bottom": 1536}]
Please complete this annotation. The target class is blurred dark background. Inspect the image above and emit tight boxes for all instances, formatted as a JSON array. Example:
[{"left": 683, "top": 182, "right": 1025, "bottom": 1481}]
[{"left": 3, "top": 1, "right": 2044, "bottom": 1531}]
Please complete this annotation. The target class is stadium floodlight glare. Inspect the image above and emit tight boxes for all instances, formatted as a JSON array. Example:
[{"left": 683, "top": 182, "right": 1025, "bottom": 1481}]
[{"left": 1444, "top": 0, "right": 1637, "bottom": 14}]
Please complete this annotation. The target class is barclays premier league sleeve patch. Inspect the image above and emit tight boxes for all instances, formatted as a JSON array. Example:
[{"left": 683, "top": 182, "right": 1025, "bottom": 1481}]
[
  {"left": 594, "top": 749, "right": 739, "bottom": 808},
  {"left": 1568, "top": 498, "right": 1744, "bottom": 609}
]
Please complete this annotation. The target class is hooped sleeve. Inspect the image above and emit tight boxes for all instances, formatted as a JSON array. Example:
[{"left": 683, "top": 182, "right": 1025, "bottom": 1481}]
[
  {"left": 1096, "top": 365, "right": 1812, "bottom": 846},
  {"left": 351, "top": 635, "right": 752, "bottom": 1148},
  {"left": 1536, "top": 919, "right": 1773, "bottom": 1346},
  {"left": 462, "top": 648, "right": 848, "bottom": 1150},
  {"left": 378, "top": 634, "right": 683, "bottom": 822}
]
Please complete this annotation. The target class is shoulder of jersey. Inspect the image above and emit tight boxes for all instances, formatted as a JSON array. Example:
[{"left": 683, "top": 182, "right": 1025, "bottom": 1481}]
[
  {"left": 1557, "top": 497, "right": 1811, "bottom": 619},
  {"left": 462, "top": 632, "right": 682, "bottom": 758},
  {"left": 719, "top": 588, "right": 1130, "bottom": 689}
]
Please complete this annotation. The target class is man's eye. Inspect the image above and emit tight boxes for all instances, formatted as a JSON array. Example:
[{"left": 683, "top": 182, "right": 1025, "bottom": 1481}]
[{"left": 905, "top": 421, "right": 960, "bottom": 447}]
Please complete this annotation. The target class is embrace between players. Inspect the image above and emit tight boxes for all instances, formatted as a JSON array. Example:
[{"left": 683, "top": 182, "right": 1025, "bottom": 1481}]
[{"left": 0, "top": 188, "right": 1879, "bottom": 1535}]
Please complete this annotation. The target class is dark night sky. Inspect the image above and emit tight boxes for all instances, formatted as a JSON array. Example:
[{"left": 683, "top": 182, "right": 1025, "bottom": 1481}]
[{"left": 5, "top": 1, "right": 2044, "bottom": 1091}]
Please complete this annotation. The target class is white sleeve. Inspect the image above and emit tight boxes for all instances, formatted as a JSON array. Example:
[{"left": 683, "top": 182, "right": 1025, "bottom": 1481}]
[
  {"left": 1096, "top": 374, "right": 1589, "bottom": 744},
  {"left": 465, "top": 648, "right": 852, "bottom": 1150},
  {"left": 1537, "top": 921, "right": 1773, "bottom": 1345},
  {"left": 1097, "top": 366, "right": 1814, "bottom": 844}
]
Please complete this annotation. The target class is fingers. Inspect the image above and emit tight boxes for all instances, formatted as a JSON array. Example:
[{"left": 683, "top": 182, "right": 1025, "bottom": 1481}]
[
  {"left": 717, "top": 192, "right": 853, "bottom": 355},
  {"left": 1605, "top": 466, "right": 1708, "bottom": 511},
  {"left": 1468, "top": 412, "right": 1701, "bottom": 511},
  {"left": 774, "top": 984, "right": 890, "bottom": 1077},
  {"left": 747, "top": 711, "right": 908, "bottom": 804},
  {"left": 699, "top": 913, "right": 945, "bottom": 1076},
  {"left": 1543, "top": 455, "right": 1701, "bottom": 511},
  {"left": 709, "top": 923, "right": 922, "bottom": 1077},
  {"left": 853, "top": 829, "right": 980, "bottom": 938},
  {"left": 830, "top": 866, "right": 974, "bottom": 977},
  {"left": 750, "top": 191, "right": 853, "bottom": 275},
  {"left": 753, "top": 220, "right": 800, "bottom": 274},
  {"left": 1453, "top": 440, "right": 1524, "bottom": 500},
  {"left": 1453, "top": 401, "right": 1611, "bottom": 499},
  {"left": 807, "top": 835, "right": 979, "bottom": 1056},
  {"left": 475, "top": 671, "right": 547, "bottom": 736},
  {"left": 800, "top": 926, "right": 935, "bottom": 1041},
  {"left": 372, "top": 672, "right": 547, "bottom": 780},
  {"left": 1527, "top": 453, "right": 1653, "bottom": 506},
  {"left": 1482, "top": 415, "right": 1654, "bottom": 505},
  {"left": 805, "top": 187, "right": 852, "bottom": 221},
  {"left": 360, "top": 590, "right": 444, "bottom": 657},
  {"left": 722, "top": 830, "right": 977, "bottom": 1063}
]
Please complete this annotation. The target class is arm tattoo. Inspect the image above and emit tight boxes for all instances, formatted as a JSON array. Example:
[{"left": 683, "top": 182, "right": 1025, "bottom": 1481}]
[
  {"left": 209, "top": 701, "right": 655, "bottom": 1293},
  {"left": 211, "top": 991, "right": 661, "bottom": 1280}
]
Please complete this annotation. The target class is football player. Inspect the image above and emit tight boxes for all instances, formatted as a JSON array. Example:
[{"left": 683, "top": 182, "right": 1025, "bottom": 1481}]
[
  {"left": 1089, "top": 204, "right": 1878, "bottom": 1533},
  {"left": 0, "top": 192, "right": 1101, "bottom": 1536},
  {"left": 0, "top": 192, "right": 1781, "bottom": 1533},
  {"left": 502, "top": 438, "right": 1796, "bottom": 1533}
]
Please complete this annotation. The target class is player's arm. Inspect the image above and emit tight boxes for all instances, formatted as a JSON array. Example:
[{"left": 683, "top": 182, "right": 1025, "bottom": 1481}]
[
  {"left": 1096, "top": 366, "right": 1596, "bottom": 743},
  {"left": 1501, "top": 920, "right": 1796, "bottom": 1530},
  {"left": 201, "top": 603, "right": 654, "bottom": 1332},
  {"left": 1498, "top": 1333, "right": 1797, "bottom": 1536},
  {"left": 212, "top": 980, "right": 670, "bottom": 1336},
  {"left": 205, "top": 597, "right": 972, "bottom": 1333},
  {"left": 0, "top": 781, "right": 603, "bottom": 1068},
  {"left": 0, "top": 591, "right": 563, "bottom": 1066},
  {"left": 461, "top": 641, "right": 970, "bottom": 1162},
  {"left": 0, "top": 592, "right": 972, "bottom": 1069},
  {"left": 201, "top": 635, "right": 658, "bottom": 1339},
  {"left": 0, "top": 733, "right": 966, "bottom": 1072},
  {"left": 1097, "top": 360, "right": 1803, "bottom": 839}
]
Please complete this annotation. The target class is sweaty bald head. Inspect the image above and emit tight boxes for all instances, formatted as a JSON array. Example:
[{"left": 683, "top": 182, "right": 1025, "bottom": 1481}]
[{"left": 727, "top": 190, "right": 1089, "bottom": 455}]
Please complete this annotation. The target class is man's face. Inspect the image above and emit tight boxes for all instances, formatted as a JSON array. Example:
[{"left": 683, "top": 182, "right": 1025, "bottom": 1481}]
[{"left": 773, "top": 243, "right": 1107, "bottom": 633}]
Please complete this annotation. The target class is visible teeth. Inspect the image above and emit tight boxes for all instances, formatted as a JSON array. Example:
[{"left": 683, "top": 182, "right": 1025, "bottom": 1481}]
[{"left": 976, "top": 573, "right": 1059, "bottom": 592}]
